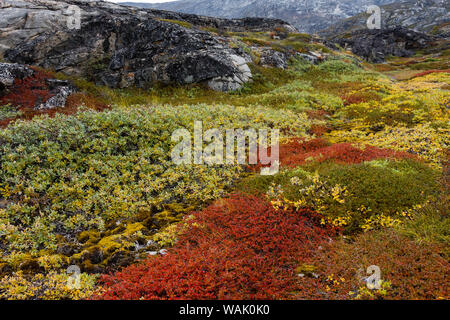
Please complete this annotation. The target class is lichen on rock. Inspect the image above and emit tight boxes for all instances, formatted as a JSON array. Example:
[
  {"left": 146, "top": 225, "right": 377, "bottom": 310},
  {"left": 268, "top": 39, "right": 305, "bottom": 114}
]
[{"left": 0, "top": 0, "right": 266, "bottom": 92}]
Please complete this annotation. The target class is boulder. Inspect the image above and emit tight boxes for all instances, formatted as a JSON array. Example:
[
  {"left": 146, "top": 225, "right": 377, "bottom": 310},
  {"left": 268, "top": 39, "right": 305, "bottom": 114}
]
[
  {"left": 35, "top": 79, "right": 76, "bottom": 110},
  {"left": 258, "top": 49, "right": 288, "bottom": 69},
  {"left": 328, "top": 27, "right": 435, "bottom": 63},
  {"left": 208, "top": 54, "right": 252, "bottom": 91},
  {"left": 0, "top": 0, "right": 259, "bottom": 92}
]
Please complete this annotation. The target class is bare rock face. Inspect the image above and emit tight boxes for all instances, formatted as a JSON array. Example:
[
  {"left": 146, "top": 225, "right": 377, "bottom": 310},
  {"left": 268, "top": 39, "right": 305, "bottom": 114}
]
[
  {"left": 207, "top": 54, "right": 252, "bottom": 92},
  {"left": 145, "top": 9, "right": 297, "bottom": 33},
  {"left": 328, "top": 27, "right": 435, "bottom": 62},
  {"left": 123, "top": 0, "right": 398, "bottom": 34},
  {"left": 36, "top": 79, "right": 76, "bottom": 110},
  {"left": 0, "top": 62, "right": 33, "bottom": 90},
  {"left": 320, "top": 0, "right": 450, "bottom": 39},
  {"left": 0, "top": 0, "right": 301, "bottom": 91}
]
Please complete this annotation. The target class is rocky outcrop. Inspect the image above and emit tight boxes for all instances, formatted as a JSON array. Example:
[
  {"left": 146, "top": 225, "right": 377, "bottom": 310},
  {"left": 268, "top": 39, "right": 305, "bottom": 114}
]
[
  {"left": 0, "top": 62, "right": 75, "bottom": 110},
  {"left": 35, "top": 79, "right": 75, "bottom": 110},
  {"left": 147, "top": 9, "right": 297, "bottom": 33},
  {"left": 207, "top": 54, "right": 252, "bottom": 91},
  {"left": 0, "top": 62, "right": 33, "bottom": 91},
  {"left": 320, "top": 0, "right": 450, "bottom": 39},
  {"left": 258, "top": 49, "right": 289, "bottom": 69},
  {"left": 124, "top": 0, "right": 398, "bottom": 34},
  {"left": 328, "top": 27, "right": 435, "bottom": 62},
  {"left": 0, "top": 1, "right": 302, "bottom": 91},
  {"left": 131, "top": 0, "right": 450, "bottom": 38}
]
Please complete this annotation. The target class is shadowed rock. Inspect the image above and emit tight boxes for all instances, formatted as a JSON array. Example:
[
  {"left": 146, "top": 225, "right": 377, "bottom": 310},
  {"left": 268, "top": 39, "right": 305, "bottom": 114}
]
[
  {"left": 0, "top": 0, "right": 295, "bottom": 91},
  {"left": 0, "top": 62, "right": 76, "bottom": 109},
  {"left": 0, "top": 62, "right": 34, "bottom": 91}
]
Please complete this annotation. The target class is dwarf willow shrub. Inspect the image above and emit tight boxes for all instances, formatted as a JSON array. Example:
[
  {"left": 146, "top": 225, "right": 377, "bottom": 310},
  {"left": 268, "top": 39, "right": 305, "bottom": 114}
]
[
  {"left": 335, "top": 88, "right": 449, "bottom": 127},
  {"left": 241, "top": 79, "right": 343, "bottom": 112},
  {"left": 0, "top": 104, "right": 311, "bottom": 252},
  {"left": 287, "top": 57, "right": 313, "bottom": 75},
  {"left": 0, "top": 271, "right": 98, "bottom": 300},
  {"left": 0, "top": 105, "right": 22, "bottom": 121}
]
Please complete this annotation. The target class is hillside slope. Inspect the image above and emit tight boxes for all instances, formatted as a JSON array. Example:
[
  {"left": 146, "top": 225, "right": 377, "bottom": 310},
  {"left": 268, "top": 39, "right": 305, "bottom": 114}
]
[
  {"left": 320, "top": 0, "right": 450, "bottom": 38},
  {"left": 121, "top": 0, "right": 398, "bottom": 34},
  {"left": 1, "top": 0, "right": 295, "bottom": 92}
]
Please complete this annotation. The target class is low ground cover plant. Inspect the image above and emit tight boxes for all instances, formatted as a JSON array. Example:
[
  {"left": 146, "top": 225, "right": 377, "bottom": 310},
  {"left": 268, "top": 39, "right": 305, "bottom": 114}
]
[
  {"left": 95, "top": 193, "right": 337, "bottom": 300},
  {"left": 0, "top": 103, "right": 310, "bottom": 273},
  {"left": 0, "top": 29, "right": 448, "bottom": 299}
]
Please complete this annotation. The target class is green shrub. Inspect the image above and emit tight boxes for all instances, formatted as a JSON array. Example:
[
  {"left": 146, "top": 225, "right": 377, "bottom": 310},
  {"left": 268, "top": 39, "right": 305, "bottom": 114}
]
[
  {"left": 0, "top": 105, "right": 22, "bottom": 121},
  {"left": 312, "top": 159, "right": 439, "bottom": 213},
  {"left": 318, "top": 59, "right": 359, "bottom": 75},
  {"left": 158, "top": 19, "right": 193, "bottom": 29},
  {"left": 238, "top": 159, "right": 439, "bottom": 233},
  {"left": 0, "top": 104, "right": 310, "bottom": 253},
  {"left": 397, "top": 195, "right": 450, "bottom": 246}
]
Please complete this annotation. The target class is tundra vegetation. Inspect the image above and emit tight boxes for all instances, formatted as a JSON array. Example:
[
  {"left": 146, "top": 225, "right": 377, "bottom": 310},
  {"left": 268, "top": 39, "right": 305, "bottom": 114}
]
[{"left": 0, "top": 28, "right": 448, "bottom": 300}]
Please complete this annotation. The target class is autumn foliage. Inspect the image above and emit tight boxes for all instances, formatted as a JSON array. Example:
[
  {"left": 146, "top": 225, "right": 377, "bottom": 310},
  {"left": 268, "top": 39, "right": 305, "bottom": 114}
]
[
  {"left": 411, "top": 69, "right": 450, "bottom": 79},
  {"left": 95, "top": 194, "right": 337, "bottom": 300},
  {"left": 0, "top": 67, "right": 55, "bottom": 109},
  {"left": 255, "top": 138, "right": 416, "bottom": 171},
  {"left": 307, "top": 229, "right": 450, "bottom": 300},
  {"left": 0, "top": 68, "right": 109, "bottom": 128}
]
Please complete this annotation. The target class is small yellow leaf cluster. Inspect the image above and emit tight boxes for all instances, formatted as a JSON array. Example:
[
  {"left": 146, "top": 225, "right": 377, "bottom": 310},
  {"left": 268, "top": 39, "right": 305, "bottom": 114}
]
[
  {"left": 325, "top": 274, "right": 346, "bottom": 292},
  {"left": 350, "top": 280, "right": 392, "bottom": 300},
  {"left": 0, "top": 271, "right": 99, "bottom": 300},
  {"left": 361, "top": 214, "right": 402, "bottom": 232}
]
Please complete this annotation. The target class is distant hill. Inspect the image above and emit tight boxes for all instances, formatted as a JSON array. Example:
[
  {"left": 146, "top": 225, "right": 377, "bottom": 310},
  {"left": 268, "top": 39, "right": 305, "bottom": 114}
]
[
  {"left": 120, "top": 0, "right": 399, "bottom": 34},
  {"left": 319, "top": 0, "right": 450, "bottom": 38}
]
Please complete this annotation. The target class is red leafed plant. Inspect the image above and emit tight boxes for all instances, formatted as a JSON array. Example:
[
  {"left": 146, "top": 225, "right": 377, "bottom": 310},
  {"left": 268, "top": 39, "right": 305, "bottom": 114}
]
[
  {"left": 305, "top": 229, "right": 450, "bottom": 300},
  {"left": 0, "top": 67, "right": 55, "bottom": 109},
  {"left": 94, "top": 193, "right": 337, "bottom": 300},
  {"left": 0, "top": 67, "right": 109, "bottom": 128},
  {"left": 254, "top": 138, "right": 416, "bottom": 171},
  {"left": 411, "top": 69, "right": 450, "bottom": 79}
]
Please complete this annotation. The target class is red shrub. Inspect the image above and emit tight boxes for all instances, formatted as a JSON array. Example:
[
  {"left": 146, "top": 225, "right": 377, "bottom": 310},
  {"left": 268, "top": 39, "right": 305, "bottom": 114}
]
[
  {"left": 411, "top": 69, "right": 450, "bottom": 79},
  {"left": 308, "top": 124, "right": 331, "bottom": 137},
  {"left": 340, "top": 91, "right": 382, "bottom": 106},
  {"left": 289, "top": 142, "right": 416, "bottom": 166},
  {"left": 252, "top": 139, "right": 416, "bottom": 171},
  {"left": 94, "top": 194, "right": 337, "bottom": 300},
  {"left": 0, "top": 67, "right": 55, "bottom": 109},
  {"left": 65, "top": 92, "right": 109, "bottom": 112},
  {"left": 305, "top": 109, "right": 330, "bottom": 120},
  {"left": 0, "top": 68, "right": 109, "bottom": 128},
  {"left": 341, "top": 94, "right": 364, "bottom": 106}
]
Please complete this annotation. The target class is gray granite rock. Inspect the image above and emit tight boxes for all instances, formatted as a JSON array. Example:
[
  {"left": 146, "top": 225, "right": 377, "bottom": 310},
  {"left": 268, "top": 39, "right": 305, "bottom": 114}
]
[
  {"left": 0, "top": 0, "right": 301, "bottom": 91},
  {"left": 0, "top": 61, "right": 76, "bottom": 110},
  {"left": 0, "top": 62, "right": 34, "bottom": 90}
]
